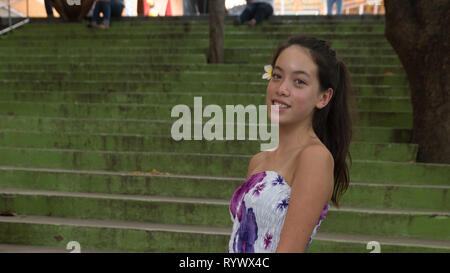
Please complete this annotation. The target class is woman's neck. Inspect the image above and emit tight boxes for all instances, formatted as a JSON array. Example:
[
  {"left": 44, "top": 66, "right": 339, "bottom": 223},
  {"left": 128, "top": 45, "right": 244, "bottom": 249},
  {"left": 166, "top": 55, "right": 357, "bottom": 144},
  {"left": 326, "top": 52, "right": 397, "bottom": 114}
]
[{"left": 272, "top": 120, "right": 317, "bottom": 156}]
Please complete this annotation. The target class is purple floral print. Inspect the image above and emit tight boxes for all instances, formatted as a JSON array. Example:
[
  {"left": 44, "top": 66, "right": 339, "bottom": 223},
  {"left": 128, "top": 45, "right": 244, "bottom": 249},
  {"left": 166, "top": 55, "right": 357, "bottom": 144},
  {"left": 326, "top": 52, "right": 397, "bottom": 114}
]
[
  {"left": 230, "top": 172, "right": 266, "bottom": 222},
  {"left": 264, "top": 232, "right": 273, "bottom": 250},
  {"left": 233, "top": 201, "right": 258, "bottom": 253},
  {"left": 272, "top": 174, "right": 285, "bottom": 186},
  {"left": 277, "top": 197, "right": 289, "bottom": 211},
  {"left": 252, "top": 182, "right": 266, "bottom": 196}
]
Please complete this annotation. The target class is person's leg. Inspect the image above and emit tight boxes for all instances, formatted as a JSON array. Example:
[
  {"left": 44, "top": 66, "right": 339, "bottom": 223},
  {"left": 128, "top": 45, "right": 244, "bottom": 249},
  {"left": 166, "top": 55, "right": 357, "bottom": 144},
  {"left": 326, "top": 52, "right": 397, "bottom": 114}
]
[
  {"left": 327, "top": 0, "right": 336, "bottom": 15},
  {"left": 111, "top": 1, "right": 125, "bottom": 17},
  {"left": 336, "top": 0, "right": 343, "bottom": 14},
  {"left": 253, "top": 3, "right": 273, "bottom": 25},
  {"left": 92, "top": 1, "right": 102, "bottom": 24},
  {"left": 183, "top": 0, "right": 197, "bottom": 15},
  {"left": 197, "top": 0, "right": 208, "bottom": 14},
  {"left": 101, "top": 1, "right": 112, "bottom": 26},
  {"left": 238, "top": 2, "right": 257, "bottom": 24},
  {"left": 91, "top": 0, "right": 111, "bottom": 28},
  {"left": 44, "top": 0, "right": 54, "bottom": 17}
]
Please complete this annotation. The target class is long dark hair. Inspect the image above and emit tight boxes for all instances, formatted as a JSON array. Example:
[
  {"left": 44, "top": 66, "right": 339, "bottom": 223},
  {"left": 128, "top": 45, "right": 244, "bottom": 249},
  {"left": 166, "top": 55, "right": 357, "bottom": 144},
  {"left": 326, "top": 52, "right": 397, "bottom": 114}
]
[{"left": 270, "top": 35, "right": 359, "bottom": 207}]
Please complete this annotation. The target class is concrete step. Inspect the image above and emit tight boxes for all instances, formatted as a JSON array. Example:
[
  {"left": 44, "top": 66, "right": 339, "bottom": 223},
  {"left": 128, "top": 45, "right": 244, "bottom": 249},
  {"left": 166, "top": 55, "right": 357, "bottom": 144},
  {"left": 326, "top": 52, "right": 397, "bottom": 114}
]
[
  {"left": 0, "top": 46, "right": 398, "bottom": 57},
  {"left": 0, "top": 243, "right": 121, "bottom": 253},
  {"left": 0, "top": 189, "right": 448, "bottom": 241},
  {"left": 0, "top": 167, "right": 448, "bottom": 211},
  {"left": 3, "top": 32, "right": 390, "bottom": 42},
  {"left": 0, "top": 130, "right": 418, "bottom": 162},
  {"left": 3, "top": 214, "right": 448, "bottom": 253},
  {"left": 246, "top": 54, "right": 401, "bottom": 65},
  {"left": 0, "top": 244, "right": 73, "bottom": 253},
  {"left": 227, "top": 49, "right": 399, "bottom": 65},
  {"left": 341, "top": 182, "right": 450, "bottom": 212},
  {"left": 0, "top": 101, "right": 412, "bottom": 127},
  {"left": 11, "top": 22, "right": 387, "bottom": 34},
  {"left": 0, "top": 38, "right": 392, "bottom": 48},
  {"left": 9, "top": 23, "right": 385, "bottom": 33},
  {"left": 0, "top": 80, "right": 411, "bottom": 97},
  {"left": 310, "top": 232, "right": 450, "bottom": 253},
  {"left": 0, "top": 116, "right": 413, "bottom": 143},
  {"left": 0, "top": 61, "right": 405, "bottom": 75},
  {"left": 0, "top": 54, "right": 400, "bottom": 66},
  {"left": 0, "top": 70, "right": 408, "bottom": 86},
  {"left": 0, "top": 105, "right": 410, "bottom": 129},
  {"left": 0, "top": 215, "right": 231, "bottom": 252},
  {"left": 27, "top": 15, "right": 386, "bottom": 24},
  {"left": 0, "top": 148, "right": 448, "bottom": 185},
  {"left": 0, "top": 55, "right": 206, "bottom": 65},
  {"left": 0, "top": 91, "right": 413, "bottom": 112}
]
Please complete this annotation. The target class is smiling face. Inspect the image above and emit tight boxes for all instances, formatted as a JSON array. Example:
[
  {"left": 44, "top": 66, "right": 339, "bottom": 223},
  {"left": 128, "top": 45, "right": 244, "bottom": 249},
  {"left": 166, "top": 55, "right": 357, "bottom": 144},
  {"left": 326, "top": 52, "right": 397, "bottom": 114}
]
[{"left": 266, "top": 45, "right": 333, "bottom": 126}]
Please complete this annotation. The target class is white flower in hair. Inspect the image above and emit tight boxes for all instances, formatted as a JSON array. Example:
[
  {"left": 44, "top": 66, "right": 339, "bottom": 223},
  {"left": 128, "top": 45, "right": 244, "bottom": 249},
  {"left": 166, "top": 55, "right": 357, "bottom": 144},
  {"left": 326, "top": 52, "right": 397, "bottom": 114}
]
[{"left": 262, "top": 65, "right": 272, "bottom": 80}]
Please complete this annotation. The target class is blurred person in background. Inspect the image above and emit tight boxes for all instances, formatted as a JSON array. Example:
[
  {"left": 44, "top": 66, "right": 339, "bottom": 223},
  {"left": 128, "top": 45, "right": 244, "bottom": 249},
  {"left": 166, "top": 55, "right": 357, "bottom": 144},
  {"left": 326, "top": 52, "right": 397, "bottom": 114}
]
[
  {"left": 234, "top": 0, "right": 273, "bottom": 26},
  {"left": 89, "top": 0, "right": 125, "bottom": 29},
  {"left": 44, "top": 0, "right": 54, "bottom": 18},
  {"left": 327, "top": 0, "right": 343, "bottom": 15},
  {"left": 183, "top": 0, "right": 209, "bottom": 15}
]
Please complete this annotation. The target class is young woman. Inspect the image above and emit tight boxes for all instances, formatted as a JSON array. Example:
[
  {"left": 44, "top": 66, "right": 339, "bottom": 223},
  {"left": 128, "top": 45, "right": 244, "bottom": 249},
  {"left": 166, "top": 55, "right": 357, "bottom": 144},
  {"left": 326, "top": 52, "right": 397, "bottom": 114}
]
[{"left": 228, "top": 36, "right": 356, "bottom": 253}]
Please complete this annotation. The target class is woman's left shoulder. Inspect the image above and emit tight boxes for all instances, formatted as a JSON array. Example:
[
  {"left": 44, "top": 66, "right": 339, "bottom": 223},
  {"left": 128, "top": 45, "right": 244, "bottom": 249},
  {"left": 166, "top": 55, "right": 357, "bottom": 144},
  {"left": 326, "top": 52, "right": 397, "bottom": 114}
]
[
  {"left": 294, "top": 143, "right": 334, "bottom": 172},
  {"left": 291, "top": 144, "right": 334, "bottom": 198},
  {"left": 299, "top": 143, "right": 333, "bottom": 160}
]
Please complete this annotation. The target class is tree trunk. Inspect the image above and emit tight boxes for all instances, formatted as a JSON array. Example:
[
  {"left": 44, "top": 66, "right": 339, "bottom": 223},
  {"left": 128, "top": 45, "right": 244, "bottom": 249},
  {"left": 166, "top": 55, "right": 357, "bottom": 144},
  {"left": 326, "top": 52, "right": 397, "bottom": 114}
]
[
  {"left": 209, "top": 0, "right": 225, "bottom": 63},
  {"left": 384, "top": 0, "right": 450, "bottom": 163}
]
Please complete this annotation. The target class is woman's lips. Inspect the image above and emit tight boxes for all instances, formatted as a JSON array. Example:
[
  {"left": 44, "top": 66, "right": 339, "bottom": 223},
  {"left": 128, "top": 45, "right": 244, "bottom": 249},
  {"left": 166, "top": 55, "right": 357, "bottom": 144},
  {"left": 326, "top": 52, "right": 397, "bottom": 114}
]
[{"left": 271, "top": 100, "right": 290, "bottom": 112}]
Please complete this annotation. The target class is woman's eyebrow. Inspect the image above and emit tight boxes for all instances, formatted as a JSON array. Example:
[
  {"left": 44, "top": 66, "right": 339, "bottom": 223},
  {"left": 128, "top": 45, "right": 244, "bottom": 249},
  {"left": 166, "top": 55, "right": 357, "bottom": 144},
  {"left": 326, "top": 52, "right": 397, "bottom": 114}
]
[
  {"left": 293, "top": 70, "right": 311, "bottom": 80},
  {"left": 274, "top": 66, "right": 311, "bottom": 78}
]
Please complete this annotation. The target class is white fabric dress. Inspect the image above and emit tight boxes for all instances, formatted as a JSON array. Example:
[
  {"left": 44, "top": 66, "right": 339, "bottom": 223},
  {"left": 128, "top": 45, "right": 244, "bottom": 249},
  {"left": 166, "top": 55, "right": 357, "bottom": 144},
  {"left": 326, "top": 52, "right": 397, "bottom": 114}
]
[{"left": 228, "top": 171, "right": 329, "bottom": 253}]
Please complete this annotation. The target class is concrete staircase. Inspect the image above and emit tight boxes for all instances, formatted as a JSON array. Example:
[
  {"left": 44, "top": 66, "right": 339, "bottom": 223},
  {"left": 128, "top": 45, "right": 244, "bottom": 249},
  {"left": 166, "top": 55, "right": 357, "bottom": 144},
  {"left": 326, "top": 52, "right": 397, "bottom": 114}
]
[{"left": 0, "top": 16, "right": 448, "bottom": 253}]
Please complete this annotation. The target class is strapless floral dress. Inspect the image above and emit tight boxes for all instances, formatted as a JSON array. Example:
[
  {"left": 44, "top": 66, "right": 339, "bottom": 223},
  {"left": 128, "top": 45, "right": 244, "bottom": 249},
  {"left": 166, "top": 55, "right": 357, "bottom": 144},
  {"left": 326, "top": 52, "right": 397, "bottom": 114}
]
[{"left": 228, "top": 170, "right": 329, "bottom": 253}]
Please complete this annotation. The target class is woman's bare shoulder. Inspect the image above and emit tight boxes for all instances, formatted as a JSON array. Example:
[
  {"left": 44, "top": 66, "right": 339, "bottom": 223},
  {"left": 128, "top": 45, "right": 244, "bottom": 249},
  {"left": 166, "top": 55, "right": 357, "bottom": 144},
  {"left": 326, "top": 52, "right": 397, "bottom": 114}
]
[
  {"left": 298, "top": 143, "right": 333, "bottom": 161},
  {"left": 293, "top": 143, "right": 334, "bottom": 181},
  {"left": 252, "top": 150, "right": 269, "bottom": 162},
  {"left": 246, "top": 151, "right": 269, "bottom": 179}
]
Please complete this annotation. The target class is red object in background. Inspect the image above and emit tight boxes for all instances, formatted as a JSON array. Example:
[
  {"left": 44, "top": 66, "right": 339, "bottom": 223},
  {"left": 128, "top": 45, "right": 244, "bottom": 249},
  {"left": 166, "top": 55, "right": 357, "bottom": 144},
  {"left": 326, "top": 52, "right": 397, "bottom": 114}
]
[{"left": 165, "top": 0, "right": 172, "bottom": 16}]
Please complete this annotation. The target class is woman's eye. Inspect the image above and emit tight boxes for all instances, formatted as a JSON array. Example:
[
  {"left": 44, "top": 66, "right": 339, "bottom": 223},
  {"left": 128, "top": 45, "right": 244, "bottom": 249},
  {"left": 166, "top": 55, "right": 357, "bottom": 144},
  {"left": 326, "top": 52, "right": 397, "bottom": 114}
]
[
  {"left": 272, "top": 73, "right": 281, "bottom": 79},
  {"left": 295, "top": 79, "right": 306, "bottom": 85}
]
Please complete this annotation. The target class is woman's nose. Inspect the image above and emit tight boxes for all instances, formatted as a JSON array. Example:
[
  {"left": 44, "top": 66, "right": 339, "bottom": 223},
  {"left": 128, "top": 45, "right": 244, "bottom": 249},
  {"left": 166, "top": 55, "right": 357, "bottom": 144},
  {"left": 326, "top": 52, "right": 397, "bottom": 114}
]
[{"left": 276, "top": 80, "right": 290, "bottom": 96}]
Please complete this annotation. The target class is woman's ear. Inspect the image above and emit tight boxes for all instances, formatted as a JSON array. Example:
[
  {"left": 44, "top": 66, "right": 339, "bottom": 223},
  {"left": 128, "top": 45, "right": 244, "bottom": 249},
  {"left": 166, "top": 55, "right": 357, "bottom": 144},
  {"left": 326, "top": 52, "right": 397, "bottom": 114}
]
[{"left": 316, "top": 88, "right": 333, "bottom": 109}]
